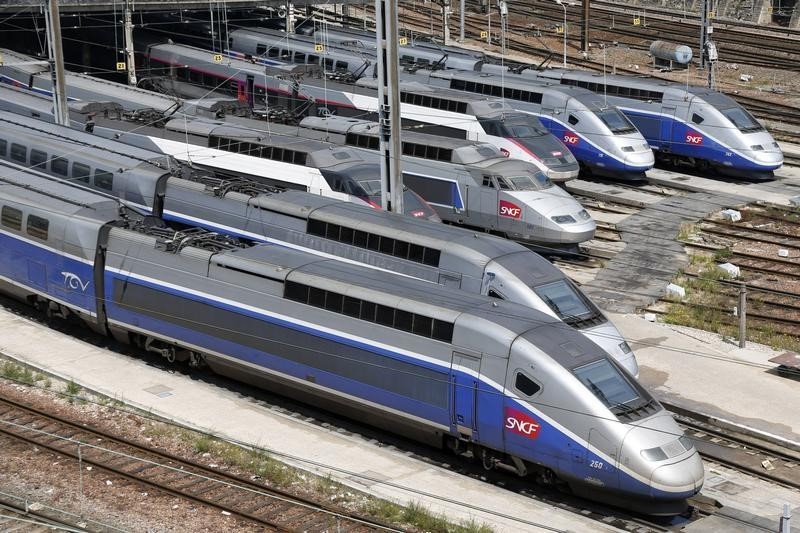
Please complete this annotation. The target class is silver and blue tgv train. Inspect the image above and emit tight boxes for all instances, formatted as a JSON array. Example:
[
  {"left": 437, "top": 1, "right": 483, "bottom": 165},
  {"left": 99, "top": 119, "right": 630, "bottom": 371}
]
[
  {"left": 414, "top": 68, "right": 655, "bottom": 180},
  {"left": 0, "top": 109, "right": 630, "bottom": 373},
  {"left": 228, "top": 26, "right": 486, "bottom": 73},
  {"left": 272, "top": 114, "right": 594, "bottom": 248},
  {"left": 0, "top": 161, "right": 703, "bottom": 513},
  {"left": 517, "top": 69, "right": 783, "bottom": 179},
  {"left": 225, "top": 29, "right": 653, "bottom": 180},
  {"left": 143, "top": 41, "right": 581, "bottom": 181}
]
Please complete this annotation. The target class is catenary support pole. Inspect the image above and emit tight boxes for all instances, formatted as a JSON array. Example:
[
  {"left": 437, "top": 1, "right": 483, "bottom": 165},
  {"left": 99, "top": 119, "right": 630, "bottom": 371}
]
[
  {"left": 375, "top": 0, "right": 404, "bottom": 214},
  {"left": 738, "top": 281, "right": 747, "bottom": 348},
  {"left": 124, "top": 0, "right": 137, "bottom": 86},
  {"left": 45, "top": 0, "right": 69, "bottom": 126}
]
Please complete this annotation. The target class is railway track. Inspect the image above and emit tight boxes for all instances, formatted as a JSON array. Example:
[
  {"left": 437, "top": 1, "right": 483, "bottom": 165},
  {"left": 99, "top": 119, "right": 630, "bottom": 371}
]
[
  {"left": 0, "top": 494, "right": 92, "bottom": 532},
  {"left": 0, "top": 394, "right": 397, "bottom": 533},
  {"left": 667, "top": 404, "right": 800, "bottom": 492}
]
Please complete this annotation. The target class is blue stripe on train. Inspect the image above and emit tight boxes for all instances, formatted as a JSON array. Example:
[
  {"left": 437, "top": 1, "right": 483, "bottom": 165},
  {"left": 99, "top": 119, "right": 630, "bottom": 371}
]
[{"left": 0, "top": 232, "right": 96, "bottom": 313}]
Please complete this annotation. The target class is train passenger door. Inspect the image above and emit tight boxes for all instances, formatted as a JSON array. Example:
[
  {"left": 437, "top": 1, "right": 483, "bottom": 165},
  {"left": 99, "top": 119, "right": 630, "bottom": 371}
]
[
  {"left": 450, "top": 351, "right": 480, "bottom": 442},
  {"left": 480, "top": 176, "right": 499, "bottom": 230},
  {"left": 660, "top": 105, "right": 677, "bottom": 151}
]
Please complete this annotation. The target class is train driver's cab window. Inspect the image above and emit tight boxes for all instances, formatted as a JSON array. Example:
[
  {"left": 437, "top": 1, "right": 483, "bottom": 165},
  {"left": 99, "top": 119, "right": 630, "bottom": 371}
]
[
  {"left": 691, "top": 113, "right": 704, "bottom": 124},
  {"left": 26, "top": 214, "right": 49, "bottom": 241},
  {"left": 568, "top": 114, "right": 579, "bottom": 125},
  {"left": 496, "top": 177, "right": 512, "bottom": 190},
  {"left": 10, "top": 143, "right": 26, "bottom": 163},
  {"left": 487, "top": 289, "right": 504, "bottom": 299},
  {"left": 482, "top": 176, "right": 495, "bottom": 188},
  {"left": 0, "top": 139, "right": 7, "bottom": 157},
  {"left": 515, "top": 372, "right": 541, "bottom": 396},
  {"left": 95, "top": 170, "right": 114, "bottom": 191}
]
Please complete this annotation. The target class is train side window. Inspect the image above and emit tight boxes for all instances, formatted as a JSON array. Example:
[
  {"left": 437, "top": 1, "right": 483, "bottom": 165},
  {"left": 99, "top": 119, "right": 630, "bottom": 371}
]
[
  {"left": 72, "top": 162, "right": 91, "bottom": 183},
  {"left": 325, "top": 291, "right": 343, "bottom": 313},
  {"left": 691, "top": 113, "right": 704, "bottom": 124},
  {"left": 256, "top": 44, "right": 267, "bottom": 55},
  {"left": 482, "top": 176, "right": 495, "bottom": 188},
  {"left": 10, "top": 143, "right": 26, "bottom": 163},
  {"left": 337, "top": 61, "right": 349, "bottom": 72},
  {"left": 308, "top": 286, "right": 326, "bottom": 307},
  {"left": 487, "top": 290, "right": 505, "bottom": 299},
  {"left": 267, "top": 47, "right": 279, "bottom": 58},
  {"left": 1, "top": 206, "right": 22, "bottom": 231},
  {"left": 360, "top": 300, "right": 377, "bottom": 322},
  {"left": 51, "top": 157, "right": 69, "bottom": 176},
  {"left": 432, "top": 319, "right": 454, "bottom": 342},
  {"left": 0, "top": 139, "right": 6, "bottom": 157},
  {"left": 95, "top": 170, "right": 113, "bottom": 191},
  {"left": 568, "top": 114, "right": 579, "bottom": 125},
  {"left": 30, "top": 149, "right": 47, "bottom": 169},
  {"left": 412, "top": 315, "right": 433, "bottom": 336},
  {"left": 26, "top": 214, "right": 49, "bottom": 241},
  {"left": 376, "top": 304, "right": 394, "bottom": 326},
  {"left": 295, "top": 52, "right": 306, "bottom": 63},
  {"left": 394, "top": 309, "right": 413, "bottom": 332},
  {"left": 515, "top": 372, "right": 541, "bottom": 396},
  {"left": 342, "top": 296, "right": 361, "bottom": 317},
  {"left": 284, "top": 280, "right": 309, "bottom": 302}
]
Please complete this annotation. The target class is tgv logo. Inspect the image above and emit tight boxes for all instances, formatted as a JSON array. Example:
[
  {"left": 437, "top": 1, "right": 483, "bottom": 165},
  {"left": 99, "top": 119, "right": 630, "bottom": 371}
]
[
  {"left": 499, "top": 200, "right": 522, "bottom": 219},
  {"left": 504, "top": 406, "right": 541, "bottom": 439}
]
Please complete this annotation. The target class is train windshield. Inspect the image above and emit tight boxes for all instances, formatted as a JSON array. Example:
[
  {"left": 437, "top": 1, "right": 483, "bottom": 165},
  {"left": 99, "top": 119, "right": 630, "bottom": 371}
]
[
  {"left": 533, "top": 279, "right": 604, "bottom": 328},
  {"left": 504, "top": 172, "right": 552, "bottom": 191},
  {"left": 719, "top": 107, "right": 765, "bottom": 133},
  {"left": 483, "top": 114, "right": 550, "bottom": 138},
  {"left": 594, "top": 108, "right": 637, "bottom": 134},
  {"left": 573, "top": 359, "right": 642, "bottom": 413}
]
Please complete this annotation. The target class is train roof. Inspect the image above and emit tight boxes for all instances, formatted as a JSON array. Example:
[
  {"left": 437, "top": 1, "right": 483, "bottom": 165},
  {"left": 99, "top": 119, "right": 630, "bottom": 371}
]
[
  {"left": 0, "top": 48, "right": 181, "bottom": 114},
  {"left": 0, "top": 160, "right": 123, "bottom": 218},
  {"left": 297, "top": 115, "right": 511, "bottom": 164},
  {"left": 0, "top": 82, "right": 123, "bottom": 118},
  {"left": 220, "top": 242, "right": 561, "bottom": 336},
  {"left": 229, "top": 28, "right": 374, "bottom": 63},
  {"left": 0, "top": 110, "right": 175, "bottom": 171},
  {"left": 425, "top": 69, "right": 612, "bottom": 106},
  {"left": 540, "top": 68, "right": 721, "bottom": 98},
  {"left": 149, "top": 42, "right": 286, "bottom": 79}
]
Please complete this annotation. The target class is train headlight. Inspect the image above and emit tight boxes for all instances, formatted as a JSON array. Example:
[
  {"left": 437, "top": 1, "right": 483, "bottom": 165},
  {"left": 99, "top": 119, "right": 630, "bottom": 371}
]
[
  {"left": 621, "top": 146, "right": 635, "bottom": 152},
  {"left": 577, "top": 209, "right": 591, "bottom": 221},
  {"left": 679, "top": 436, "right": 695, "bottom": 452},
  {"left": 641, "top": 446, "right": 668, "bottom": 462},
  {"left": 619, "top": 341, "right": 632, "bottom": 354},
  {"left": 551, "top": 214, "right": 576, "bottom": 224},
  {"left": 750, "top": 144, "right": 764, "bottom": 151}
]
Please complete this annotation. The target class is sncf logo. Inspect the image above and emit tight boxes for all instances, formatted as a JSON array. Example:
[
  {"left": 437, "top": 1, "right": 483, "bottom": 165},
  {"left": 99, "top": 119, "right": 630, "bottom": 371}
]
[
  {"left": 500, "top": 148, "right": 510, "bottom": 157},
  {"left": 686, "top": 133, "right": 703, "bottom": 145},
  {"left": 499, "top": 200, "right": 522, "bottom": 219},
  {"left": 504, "top": 407, "right": 541, "bottom": 439},
  {"left": 563, "top": 134, "right": 579, "bottom": 145},
  {"left": 410, "top": 210, "right": 426, "bottom": 218}
]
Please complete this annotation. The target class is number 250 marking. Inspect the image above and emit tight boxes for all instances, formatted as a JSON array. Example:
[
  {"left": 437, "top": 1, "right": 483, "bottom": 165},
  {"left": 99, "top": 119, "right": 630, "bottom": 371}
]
[{"left": 590, "top": 460, "right": 604, "bottom": 469}]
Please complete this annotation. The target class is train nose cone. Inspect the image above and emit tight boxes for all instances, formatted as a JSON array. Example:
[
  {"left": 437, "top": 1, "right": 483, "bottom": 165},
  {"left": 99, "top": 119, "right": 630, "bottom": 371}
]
[{"left": 650, "top": 450, "right": 705, "bottom": 497}]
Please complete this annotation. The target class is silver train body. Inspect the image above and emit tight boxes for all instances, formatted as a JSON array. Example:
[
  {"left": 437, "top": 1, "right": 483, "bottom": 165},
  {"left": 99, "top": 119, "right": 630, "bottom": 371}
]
[
  {"left": 229, "top": 26, "right": 485, "bottom": 72},
  {"left": 270, "top": 114, "right": 595, "bottom": 248},
  {"left": 143, "top": 41, "right": 580, "bottom": 181},
  {"left": 0, "top": 109, "right": 627, "bottom": 373},
  {"left": 415, "top": 68, "right": 655, "bottom": 180},
  {"left": 0, "top": 161, "right": 702, "bottom": 513},
  {"left": 514, "top": 69, "right": 783, "bottom": 179}
]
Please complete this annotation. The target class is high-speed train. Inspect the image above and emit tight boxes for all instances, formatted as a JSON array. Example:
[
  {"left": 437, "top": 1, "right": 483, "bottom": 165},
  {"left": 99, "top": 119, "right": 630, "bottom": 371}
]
[
  {"left": 0, "top": 109, "right": 630, "bottom": 373},
  {"left": 268, "top": 114, "right": 594, "bottom": 247},
  {"left": 143, "top": 42, "right": 581, "bottom": 181},
  {"left": 228, "top": 26, "right": 486, "bottom": 73},
  {"left": 0, "top": 160, "right": 703, "bottom": 513},
  {"left": 516, "top": 69, "right": 783, "bottom": 179},
  {"left": 0, "top": 77, "right": 438, "bottom": 220},
  {"left": 225, "top": 30, "right": 652, "bottom": 179},
  {"left": 413, "top": 69, "right": 655, "bottom": 180}
]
